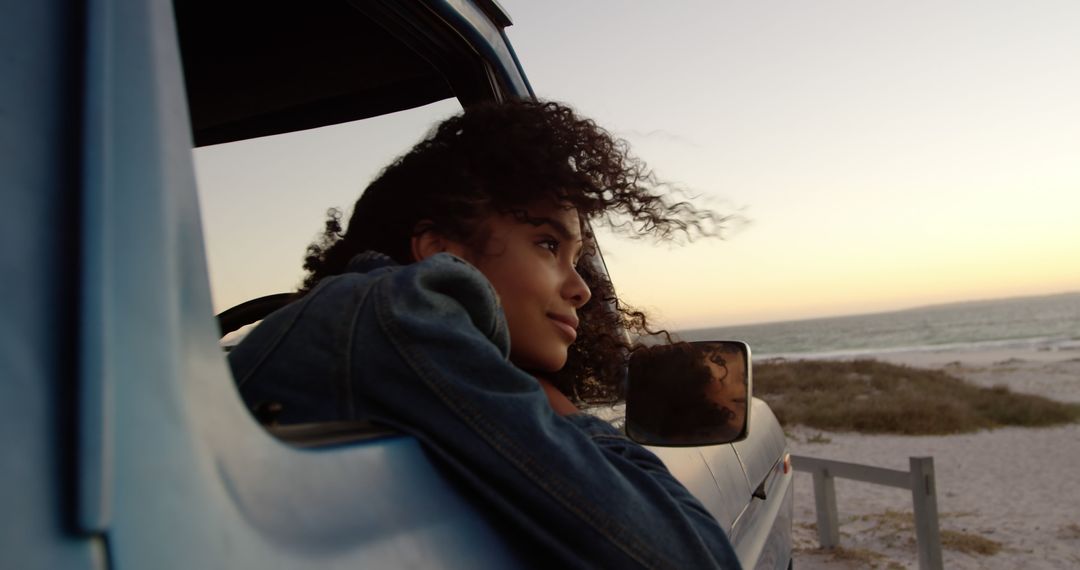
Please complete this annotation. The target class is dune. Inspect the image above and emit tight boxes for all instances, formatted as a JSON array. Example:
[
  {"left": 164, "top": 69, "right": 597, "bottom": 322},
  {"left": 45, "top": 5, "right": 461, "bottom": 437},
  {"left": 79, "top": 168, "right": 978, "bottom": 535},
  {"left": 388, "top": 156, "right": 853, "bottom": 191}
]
[{"left": 787, "top": 345, "right": 1080, "bottom": 569}]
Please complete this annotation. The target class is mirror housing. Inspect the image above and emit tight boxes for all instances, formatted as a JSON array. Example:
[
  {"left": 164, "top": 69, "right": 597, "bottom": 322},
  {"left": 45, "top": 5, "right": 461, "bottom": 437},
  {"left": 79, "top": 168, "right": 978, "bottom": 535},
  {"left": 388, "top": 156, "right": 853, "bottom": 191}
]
[{"left": 625, "top": 341, "right": 752, "bottom": 446}]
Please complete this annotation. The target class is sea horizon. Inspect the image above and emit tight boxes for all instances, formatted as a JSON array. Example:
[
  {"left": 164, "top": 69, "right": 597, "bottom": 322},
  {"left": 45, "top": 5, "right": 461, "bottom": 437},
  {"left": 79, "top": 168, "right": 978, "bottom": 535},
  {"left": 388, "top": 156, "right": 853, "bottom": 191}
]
[{"left": 678, "top": 290, "right": 1080, "bottom": 358}]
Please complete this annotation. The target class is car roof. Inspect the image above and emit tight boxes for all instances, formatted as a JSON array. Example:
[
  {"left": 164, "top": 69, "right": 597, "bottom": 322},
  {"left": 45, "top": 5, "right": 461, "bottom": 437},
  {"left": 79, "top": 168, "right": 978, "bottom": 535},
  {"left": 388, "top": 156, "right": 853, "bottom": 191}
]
[{"left": 176, "top": 0, "right": 529, "bottom": 147}]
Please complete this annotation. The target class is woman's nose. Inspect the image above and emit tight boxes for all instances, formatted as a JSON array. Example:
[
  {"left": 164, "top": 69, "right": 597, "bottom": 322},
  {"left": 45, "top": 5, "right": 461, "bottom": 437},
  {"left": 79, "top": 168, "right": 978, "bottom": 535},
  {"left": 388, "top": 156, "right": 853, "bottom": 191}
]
[{"left": 564, "top": 267, "right": 592, "bottom": 308}]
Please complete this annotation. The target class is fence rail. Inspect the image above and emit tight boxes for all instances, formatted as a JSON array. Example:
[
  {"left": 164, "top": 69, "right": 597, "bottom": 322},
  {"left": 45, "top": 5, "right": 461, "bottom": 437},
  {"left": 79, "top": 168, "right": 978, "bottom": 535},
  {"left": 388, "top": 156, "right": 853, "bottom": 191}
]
[{"left": 790, "top": 455, "right": 943, "bottom": 570}]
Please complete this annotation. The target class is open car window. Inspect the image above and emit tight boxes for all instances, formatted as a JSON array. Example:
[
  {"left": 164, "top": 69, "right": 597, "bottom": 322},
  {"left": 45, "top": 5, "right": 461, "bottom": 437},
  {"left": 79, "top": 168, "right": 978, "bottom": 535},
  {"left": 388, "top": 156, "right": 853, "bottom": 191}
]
[
  {"left": 177, "top": 0, "right": 511, "bottom": 315},
  {"left": 195, "top": 99, "right": 462, "bottom": 316}
]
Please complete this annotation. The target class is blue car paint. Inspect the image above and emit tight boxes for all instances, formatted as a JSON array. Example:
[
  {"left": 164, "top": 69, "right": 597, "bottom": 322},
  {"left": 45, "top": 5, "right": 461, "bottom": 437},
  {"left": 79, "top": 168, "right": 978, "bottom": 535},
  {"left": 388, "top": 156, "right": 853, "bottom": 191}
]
[{"left": 0, "top": 1, "right": 792, "bottom": 567}]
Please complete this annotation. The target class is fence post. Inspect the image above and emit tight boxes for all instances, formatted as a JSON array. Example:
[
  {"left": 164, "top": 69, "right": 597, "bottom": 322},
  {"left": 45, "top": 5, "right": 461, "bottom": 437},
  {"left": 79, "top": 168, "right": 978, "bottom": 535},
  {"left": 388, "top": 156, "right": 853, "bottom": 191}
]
[
  {"left": 811, "top": 466, "right": 839, "bottom": 548},
  {"left": 909, "top": 457, "right": 943, "bottom": 570}
]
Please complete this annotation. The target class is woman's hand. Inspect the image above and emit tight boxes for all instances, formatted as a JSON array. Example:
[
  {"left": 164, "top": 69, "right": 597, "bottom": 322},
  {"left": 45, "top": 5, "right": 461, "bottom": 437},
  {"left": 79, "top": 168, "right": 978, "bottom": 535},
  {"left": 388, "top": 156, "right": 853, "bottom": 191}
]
[{"left": 538, "top": 378, "right": 580, "bottom": 416}]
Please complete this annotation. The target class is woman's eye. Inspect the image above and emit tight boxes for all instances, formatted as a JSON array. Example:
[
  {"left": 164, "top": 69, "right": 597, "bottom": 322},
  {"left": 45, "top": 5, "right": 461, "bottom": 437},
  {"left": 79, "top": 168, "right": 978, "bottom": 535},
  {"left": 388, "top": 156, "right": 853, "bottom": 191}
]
[{"left": 538, "top": 238, "right": 560, "bottom": 254}]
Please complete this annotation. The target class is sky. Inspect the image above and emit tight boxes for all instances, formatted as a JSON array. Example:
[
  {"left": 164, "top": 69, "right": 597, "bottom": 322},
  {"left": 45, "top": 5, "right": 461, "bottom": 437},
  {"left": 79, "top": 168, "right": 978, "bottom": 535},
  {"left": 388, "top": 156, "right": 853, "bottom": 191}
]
[{"left": 194, "top": 0, "right": 1080, "bottom": 330}]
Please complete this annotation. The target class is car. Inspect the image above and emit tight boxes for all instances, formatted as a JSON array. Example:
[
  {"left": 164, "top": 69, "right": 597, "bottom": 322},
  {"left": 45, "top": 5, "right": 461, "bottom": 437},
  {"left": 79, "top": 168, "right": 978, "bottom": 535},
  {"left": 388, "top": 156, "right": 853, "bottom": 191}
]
[{"left": 1, "top": 1, "right": 792, "bottom": 567}]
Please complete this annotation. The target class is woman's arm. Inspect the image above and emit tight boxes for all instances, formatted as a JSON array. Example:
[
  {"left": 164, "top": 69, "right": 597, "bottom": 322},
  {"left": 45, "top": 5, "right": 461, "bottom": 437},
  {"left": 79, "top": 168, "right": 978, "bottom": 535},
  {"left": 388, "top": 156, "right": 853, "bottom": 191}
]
[{"left": 353, "top": 254, "right": 741, "bottom": 569}]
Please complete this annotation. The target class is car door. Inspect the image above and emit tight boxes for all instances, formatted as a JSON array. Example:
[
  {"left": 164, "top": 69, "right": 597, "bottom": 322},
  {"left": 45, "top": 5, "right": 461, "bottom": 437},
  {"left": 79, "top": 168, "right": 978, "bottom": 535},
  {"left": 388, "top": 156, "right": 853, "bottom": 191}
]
[
  {"left": 729, "top": 399, "right": 794, "bottom": 569},
  {"left": 653, "top": 444, "right": 753, "bottom": 532},
  {"left": 3, "top": 1, "right": 546, "bottom": 568}
]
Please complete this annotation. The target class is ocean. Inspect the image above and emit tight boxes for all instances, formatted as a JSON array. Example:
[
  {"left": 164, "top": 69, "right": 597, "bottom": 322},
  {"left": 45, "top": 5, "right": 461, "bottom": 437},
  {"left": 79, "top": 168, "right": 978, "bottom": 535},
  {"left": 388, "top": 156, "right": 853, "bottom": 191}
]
[{"left": 678, "top": 291, "right": 1080, "bottom": 359}]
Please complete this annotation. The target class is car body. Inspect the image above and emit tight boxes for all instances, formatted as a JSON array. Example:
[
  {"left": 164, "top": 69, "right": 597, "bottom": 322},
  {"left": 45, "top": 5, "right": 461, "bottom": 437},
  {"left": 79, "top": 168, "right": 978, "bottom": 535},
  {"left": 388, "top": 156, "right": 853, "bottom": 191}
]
[{"left": 0, "top": 1, "right": 791, "bottom": 567}]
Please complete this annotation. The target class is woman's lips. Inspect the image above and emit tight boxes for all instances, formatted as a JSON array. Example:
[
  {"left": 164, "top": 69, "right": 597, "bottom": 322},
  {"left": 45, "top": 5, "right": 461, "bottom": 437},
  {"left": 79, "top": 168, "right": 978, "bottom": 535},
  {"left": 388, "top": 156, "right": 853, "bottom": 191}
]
[{"left": 548, "top": 314, "right": 579, "bottom": 341}]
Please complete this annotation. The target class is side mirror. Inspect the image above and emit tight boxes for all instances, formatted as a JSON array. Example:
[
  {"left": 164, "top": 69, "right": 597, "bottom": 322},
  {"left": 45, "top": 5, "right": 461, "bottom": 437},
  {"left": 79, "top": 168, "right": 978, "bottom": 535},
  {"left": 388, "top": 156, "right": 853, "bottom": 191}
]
[{"left": 625, "top": 340, "right": 751, "bottom": 446}]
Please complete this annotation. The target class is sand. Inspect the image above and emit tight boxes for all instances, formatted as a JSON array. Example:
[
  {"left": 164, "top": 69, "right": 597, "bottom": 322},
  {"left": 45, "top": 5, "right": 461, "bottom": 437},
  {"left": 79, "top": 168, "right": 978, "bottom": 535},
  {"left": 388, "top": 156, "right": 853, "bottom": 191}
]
[{"left": 785, "top": 344, "right": 1080, "bottom": 569}]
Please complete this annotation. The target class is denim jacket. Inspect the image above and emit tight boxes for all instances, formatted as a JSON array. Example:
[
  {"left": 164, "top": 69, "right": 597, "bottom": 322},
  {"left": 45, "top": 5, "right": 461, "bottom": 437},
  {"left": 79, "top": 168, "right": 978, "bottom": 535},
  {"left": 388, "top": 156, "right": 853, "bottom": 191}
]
[{"left": 229, "top": 252, "right": 741, "bottom": 569}]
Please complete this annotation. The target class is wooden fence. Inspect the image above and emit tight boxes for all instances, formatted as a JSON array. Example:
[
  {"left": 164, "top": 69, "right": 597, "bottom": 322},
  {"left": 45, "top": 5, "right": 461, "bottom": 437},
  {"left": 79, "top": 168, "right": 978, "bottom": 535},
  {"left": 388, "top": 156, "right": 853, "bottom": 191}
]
[{"left": 790, "top": 455, "right": 943, "bottom": 570}]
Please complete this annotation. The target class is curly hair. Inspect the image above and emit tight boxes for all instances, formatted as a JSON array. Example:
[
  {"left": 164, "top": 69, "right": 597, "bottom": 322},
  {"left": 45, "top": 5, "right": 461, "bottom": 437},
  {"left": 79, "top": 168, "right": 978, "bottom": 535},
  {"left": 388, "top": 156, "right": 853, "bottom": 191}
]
[{"left": 300, "top": 100, "right": 729, "bottom": 403}]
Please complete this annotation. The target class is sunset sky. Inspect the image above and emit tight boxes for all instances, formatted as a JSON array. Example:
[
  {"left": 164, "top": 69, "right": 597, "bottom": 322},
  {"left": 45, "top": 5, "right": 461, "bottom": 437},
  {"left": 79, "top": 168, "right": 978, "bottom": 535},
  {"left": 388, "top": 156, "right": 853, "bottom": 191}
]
[{"left": 195, "top": 0, "right": 1080, "bottom": 330}]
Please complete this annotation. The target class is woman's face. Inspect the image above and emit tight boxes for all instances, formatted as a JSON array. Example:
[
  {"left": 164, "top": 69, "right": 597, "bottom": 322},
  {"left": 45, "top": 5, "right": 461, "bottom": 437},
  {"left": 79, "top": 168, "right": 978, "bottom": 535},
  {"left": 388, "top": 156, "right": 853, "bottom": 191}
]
[{"left": 464, "top": 202, "right": 592, "bottom": 372}]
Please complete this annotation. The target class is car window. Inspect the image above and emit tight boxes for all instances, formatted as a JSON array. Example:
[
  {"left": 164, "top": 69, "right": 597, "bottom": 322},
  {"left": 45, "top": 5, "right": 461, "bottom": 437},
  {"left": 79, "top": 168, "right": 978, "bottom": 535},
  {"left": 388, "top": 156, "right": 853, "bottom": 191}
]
[{"left": 194, "top": 98, "right": 463, "bottom": 316}]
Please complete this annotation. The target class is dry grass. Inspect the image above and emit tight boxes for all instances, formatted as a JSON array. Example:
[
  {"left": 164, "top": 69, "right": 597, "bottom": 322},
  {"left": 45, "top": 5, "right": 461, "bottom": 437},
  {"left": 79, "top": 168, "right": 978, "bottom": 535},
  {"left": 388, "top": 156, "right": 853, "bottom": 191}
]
[
  {"left": 755, "top": 359, "right": 1080, "bottom": 434},
  {"left": 797, "top": 545, "right": 889, "bottom": 566},
  {"left": 829, "top": 546, "right": 887, "bottom": 563},
  {"left": 858, "top": 509, "right": 912, "bottom": 532},
  {"left": 940, "top": 529, "right": 1003, "bottom": 555},
  {"left": 801, "top": 509, "right": 1004, "bottom": 564},
  {"left": 1058, "top": 522, "right": 1080, "bottom": 539}
]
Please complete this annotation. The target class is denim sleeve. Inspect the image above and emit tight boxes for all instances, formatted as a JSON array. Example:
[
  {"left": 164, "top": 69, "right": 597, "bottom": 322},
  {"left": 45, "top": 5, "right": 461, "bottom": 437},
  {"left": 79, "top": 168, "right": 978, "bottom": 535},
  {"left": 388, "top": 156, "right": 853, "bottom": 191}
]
[{"left": 352, "top": 254, "right": 741, "bottom": 570}]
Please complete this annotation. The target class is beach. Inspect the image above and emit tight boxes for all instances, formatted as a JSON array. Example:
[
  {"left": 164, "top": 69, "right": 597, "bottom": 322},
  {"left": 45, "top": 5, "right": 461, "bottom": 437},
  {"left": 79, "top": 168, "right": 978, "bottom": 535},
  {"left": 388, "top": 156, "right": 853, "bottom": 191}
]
[{"left": 785, "top": 344, "right": 1080, "bottom": 569}]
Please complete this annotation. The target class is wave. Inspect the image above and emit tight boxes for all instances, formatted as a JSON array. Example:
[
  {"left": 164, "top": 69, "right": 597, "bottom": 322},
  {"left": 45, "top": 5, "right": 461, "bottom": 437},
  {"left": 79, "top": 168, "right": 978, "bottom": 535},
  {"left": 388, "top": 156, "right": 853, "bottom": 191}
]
[{"left": 756, "top": 335, "right": 1080, "bottom": 361}]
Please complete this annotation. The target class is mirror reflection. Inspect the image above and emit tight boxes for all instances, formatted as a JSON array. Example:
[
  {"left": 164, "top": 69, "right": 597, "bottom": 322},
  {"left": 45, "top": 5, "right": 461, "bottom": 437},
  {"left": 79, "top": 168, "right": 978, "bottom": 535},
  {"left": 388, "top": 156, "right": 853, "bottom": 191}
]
[{"left": 625, "top": 341, "right": 751, "bottom": 446}]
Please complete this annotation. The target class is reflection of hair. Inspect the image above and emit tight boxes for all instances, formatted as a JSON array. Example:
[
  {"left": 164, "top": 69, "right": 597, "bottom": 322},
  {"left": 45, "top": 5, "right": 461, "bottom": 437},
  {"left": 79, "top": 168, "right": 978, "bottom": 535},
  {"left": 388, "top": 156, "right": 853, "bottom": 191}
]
[
  {"left": 627, "top": 343, "right": 735, "bottom": 438},
  {"left": 705, "top": 343, "right": 745, "bottom": 385},
  {"left": 299, "top": 100, "right": 729, "bottom": 402}
]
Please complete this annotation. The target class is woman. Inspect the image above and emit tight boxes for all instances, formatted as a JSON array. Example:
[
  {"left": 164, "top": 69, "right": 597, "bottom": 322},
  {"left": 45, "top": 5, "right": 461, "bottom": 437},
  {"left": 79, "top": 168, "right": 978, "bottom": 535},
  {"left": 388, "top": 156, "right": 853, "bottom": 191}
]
[{"left": 229, "top": 100, "right": 741, "bottom": 568}]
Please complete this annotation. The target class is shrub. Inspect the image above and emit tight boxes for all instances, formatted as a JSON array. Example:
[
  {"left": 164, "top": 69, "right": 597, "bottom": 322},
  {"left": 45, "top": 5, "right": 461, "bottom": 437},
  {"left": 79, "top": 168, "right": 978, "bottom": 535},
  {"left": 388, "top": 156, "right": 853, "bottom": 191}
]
[{"left": 755, "top": 359, "right": 1080, "bottom": 434}]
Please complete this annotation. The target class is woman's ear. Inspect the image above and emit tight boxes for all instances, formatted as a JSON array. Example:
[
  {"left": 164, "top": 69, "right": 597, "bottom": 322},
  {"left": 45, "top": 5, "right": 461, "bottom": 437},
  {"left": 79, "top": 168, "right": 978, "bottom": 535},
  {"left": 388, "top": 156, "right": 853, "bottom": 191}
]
[
  {"left": 410, "top": 228, "right": 443, "bottom": 262},
  {"left": 410, "top": 222, "right": 470, "bottom": 262}
]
